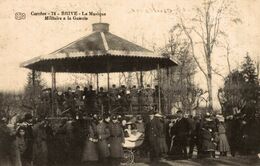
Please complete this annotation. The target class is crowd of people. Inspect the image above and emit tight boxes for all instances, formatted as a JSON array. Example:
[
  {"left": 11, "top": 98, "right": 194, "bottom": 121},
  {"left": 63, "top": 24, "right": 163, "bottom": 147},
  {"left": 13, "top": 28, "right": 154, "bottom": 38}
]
[
  {"left": 37, "top": 84, "right": 164, "bottom": 118},
  {"left": 2, "top": 104, "right": 258, "bottom": 166}
]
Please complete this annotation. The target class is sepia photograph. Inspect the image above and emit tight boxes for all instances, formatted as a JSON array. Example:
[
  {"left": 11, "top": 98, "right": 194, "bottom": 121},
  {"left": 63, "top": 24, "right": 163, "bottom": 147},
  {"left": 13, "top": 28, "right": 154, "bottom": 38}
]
[{"left": 0, "top": 0, "right": 259, "bottom": 165}]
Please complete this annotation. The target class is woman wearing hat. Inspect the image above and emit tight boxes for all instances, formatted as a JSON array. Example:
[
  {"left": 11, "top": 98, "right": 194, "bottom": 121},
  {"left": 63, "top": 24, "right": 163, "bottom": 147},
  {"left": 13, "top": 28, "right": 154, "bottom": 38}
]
[
  {"left": 15, "top": 126, "right": 27, "bottom": 166},
  {"left": 154, "top": 113, "right": 168, "bottom": 157},
  {"left": 216, "top": 115, "right": 230, "bottom": 156},
  {"left": 201, "top": 113, "right": 217, "bottom": 158},
  {"left": 82, "top": 115, "right": 99, "bottom": 165},
  {"left": 108, "top": 115, "right": 124, "bottom": 166},
  {"left": 96, "top": 115, "right": 110, "bottom": 164}
]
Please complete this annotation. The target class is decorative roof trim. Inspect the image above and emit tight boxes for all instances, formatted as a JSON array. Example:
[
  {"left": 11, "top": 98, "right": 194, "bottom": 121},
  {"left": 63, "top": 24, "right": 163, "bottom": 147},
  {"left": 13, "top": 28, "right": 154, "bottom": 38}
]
[{"left": 20, "top": 50, "right": 171, "bottom": 68}]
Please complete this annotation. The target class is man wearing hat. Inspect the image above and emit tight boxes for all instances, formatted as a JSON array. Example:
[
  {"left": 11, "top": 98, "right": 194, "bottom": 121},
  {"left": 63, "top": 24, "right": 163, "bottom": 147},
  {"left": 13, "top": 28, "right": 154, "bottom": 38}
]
[
  {"left": 22, "top": 113, "right": 34, "bottom": 166},
  {"left": 108, "top": 115, "right": 124, "bottom": 166},
  {"left": 104, "top": 114, "right": 111, "bottom": 126},
  {"left": 170, "top": 110, "right": 190, "bottom": 159},
  {"left": 0, "top": 114, "right": 12, "bottom": 166},
  {"left": 130, "top": 85, "right": 139, "bottom": 112},
  {"left": 145, "top": 111, "right": 160, "bottom": 162},
  {"left": 96, "top": 115, "right": 110, "bottom": 164}
]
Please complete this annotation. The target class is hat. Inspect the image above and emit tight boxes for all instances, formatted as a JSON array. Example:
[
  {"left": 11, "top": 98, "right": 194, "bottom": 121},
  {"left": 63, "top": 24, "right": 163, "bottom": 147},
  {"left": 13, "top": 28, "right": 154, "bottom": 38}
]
[
  {"left": 88, "top": 113, "right": 94, "bottom": 118},
  {"left": 97, "top": 115, "right": 103, "bottom": 121},
  {"left": 24, "top": 113, "right": 33, "bottom": 121},
  {"left": 148, "top": 109, "right": 156, "bottom": 115},
  {"left": 137, "top": 116, "right": 143, "bottom": 120},
  {"left": 176, "top": 110, "right": 183, "bottom": 114},
  {"left": 216, "top": 115, "right": 225, "bottom": 122},
  {"left": 111, "top": 115, "right": 118, "bottom": 120},
  {"left": 205, "top": 113, "right": 213, "bottom": 121},
  {"left": 205, "top": 112, "right": 211, "bottom": 118},
  {"left": 103, "top": 113, "right": 111, "bottom": 119},
  {"left": 155, "top": 113, "right": 163, "bottom": 118},
  {"left": 17, "top": 126, "right": 26, "bottom": 132},
  {"left": 126, "top": 121, "right": 133, "bottom": 125}
]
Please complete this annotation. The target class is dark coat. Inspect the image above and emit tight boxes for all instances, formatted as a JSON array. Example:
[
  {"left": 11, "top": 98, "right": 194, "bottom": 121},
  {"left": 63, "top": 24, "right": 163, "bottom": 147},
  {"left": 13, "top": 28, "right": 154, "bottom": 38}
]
[
  {"left": 201, "top": 119, "right": 217, "bottom": 152},
  {"left": 0, "top": 123, "right": 16, "bottom": 166},
  {"left": 173, "top": 118, "right": 190, "bottom": 144},
  {"left": 23, "top": 122, "right": 34, "bottom": 162},
  {"left": 156, "top": 118, "right": 168, "bottom": 154},
  {"left": 146, "top": 118, "right": 160, "bottom": 156},
  {"left": 96, "top": 122, "right": 110, "bottom": 158},
  {"left": 82, "top": 122, "right": 99, "bottom": 161},
  {"left": 108, "top": 122, "right": 124, "bottom": 158},
  {"left": 32, "top": 123, "right": 48, "bottom": 166},
  {"left": 169, "top": 118, "right": 190, "bottom": 156},
  {"left": 147, "top": 118, "right": 158, "bottom": 144}
]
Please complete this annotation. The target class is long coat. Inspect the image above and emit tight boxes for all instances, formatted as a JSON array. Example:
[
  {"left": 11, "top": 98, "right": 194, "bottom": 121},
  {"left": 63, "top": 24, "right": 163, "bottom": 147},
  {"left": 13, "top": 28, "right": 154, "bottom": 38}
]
[
  {"left": 23, "top": 123, "right": 34, "bottom": 162},
  {"left": 146, "top": 118, "right": 160, "bottom": 157},
  {"left": 169, "top": 118, "right": 190, "bottom": 155},
  {"left": 96, "top": 122, "right": 110, "bottom": 158},
  {"left": 32, "top": 123, "right": 48, "bottom": 166},
  {"left": 201, "top": 119, "right": 217, "bottom": 152},
  {"left": 1, "top": 123, "right": 19, "bottom": 166},
  {"left": 108, "top": 122, "right": 124, "bottom": 158},
  {"left": 156, "top": 118, "right": 168, "bottom": 154},
  {"left": 82, "top": 122, "right": 99, "bottom": 161}
]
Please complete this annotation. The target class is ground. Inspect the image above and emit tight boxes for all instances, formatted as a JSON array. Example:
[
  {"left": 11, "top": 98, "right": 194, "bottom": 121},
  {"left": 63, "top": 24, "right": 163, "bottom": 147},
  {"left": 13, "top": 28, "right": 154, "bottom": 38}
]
[
  {"left": 134, "top": 156, "right": 260, "bottom": 166},
  {"left": 58, "top": 155, "right": 260, "bottom": 166}
]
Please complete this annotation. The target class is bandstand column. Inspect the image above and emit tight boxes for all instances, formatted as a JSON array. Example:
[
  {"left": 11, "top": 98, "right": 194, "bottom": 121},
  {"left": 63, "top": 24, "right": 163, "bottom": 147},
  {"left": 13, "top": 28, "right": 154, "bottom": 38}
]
[
  {"left": 140, "top": 71, "right": 143, "bottom": 87},
  {"left": 157, "top": 64, "right": 161, "bottom": 114},
  {"left": 51, "top": 66, "right": 56, "bottom": 116},
  {"left": 107, "top": 60, "right": 111, "bottom": 112},
  {"left": 96, "top": 73, "right": 99, "bottom": 93},
  {"left": 32, "top": 69, "right": 36, "bottom": 116}
]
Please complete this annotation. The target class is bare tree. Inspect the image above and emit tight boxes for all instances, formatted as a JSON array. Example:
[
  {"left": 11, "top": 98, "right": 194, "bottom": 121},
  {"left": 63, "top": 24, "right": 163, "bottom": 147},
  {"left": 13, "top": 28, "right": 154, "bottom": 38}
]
[
  {"left": 158, "top": 26, "right": 206, "bottom": 114},
  {"left": 176, "top": 0, "right": 241, "bottom": 111}
]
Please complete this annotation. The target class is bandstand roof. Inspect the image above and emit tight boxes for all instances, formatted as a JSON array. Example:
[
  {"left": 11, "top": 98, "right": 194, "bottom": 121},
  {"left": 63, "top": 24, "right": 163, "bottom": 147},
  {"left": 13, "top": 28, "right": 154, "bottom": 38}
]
[{"left": 20, "top": 23, "right": 177, "bottom": 73}]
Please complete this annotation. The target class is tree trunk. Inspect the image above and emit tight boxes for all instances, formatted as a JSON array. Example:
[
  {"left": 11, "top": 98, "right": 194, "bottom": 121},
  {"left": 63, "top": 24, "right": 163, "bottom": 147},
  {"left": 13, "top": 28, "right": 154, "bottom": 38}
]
[{"left": 206, "top": 55, "right": 213, "bottom": 111}]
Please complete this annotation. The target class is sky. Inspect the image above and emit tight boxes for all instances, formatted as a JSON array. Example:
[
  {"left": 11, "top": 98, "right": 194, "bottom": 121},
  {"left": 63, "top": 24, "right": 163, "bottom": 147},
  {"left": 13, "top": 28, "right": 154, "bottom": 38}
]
[{"left": 0, "top": 0, "right": 259, "bottom": 109}]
